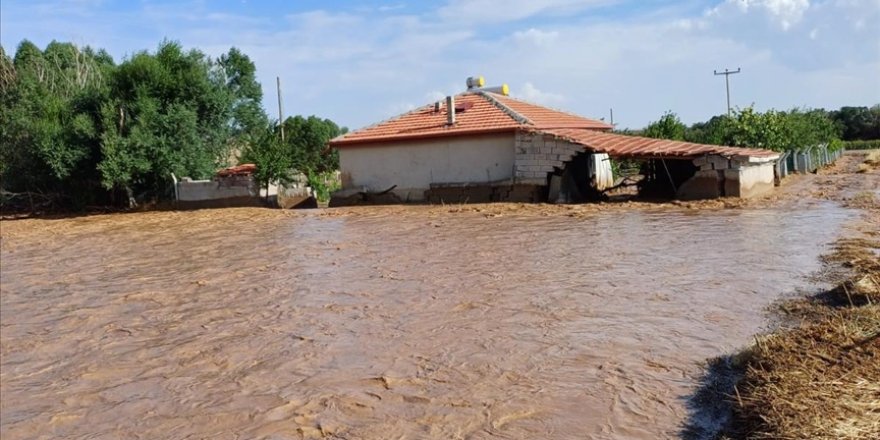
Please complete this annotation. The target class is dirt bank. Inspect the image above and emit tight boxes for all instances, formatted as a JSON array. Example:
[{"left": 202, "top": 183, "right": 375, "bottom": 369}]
[{"left": 719, "top": 150, "right": 880, "bottom": 440}]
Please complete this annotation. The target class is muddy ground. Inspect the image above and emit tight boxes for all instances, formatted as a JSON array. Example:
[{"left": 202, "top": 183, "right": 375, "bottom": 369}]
[{"left": 0, "top": 151, "right": 877, "bottom": 439}]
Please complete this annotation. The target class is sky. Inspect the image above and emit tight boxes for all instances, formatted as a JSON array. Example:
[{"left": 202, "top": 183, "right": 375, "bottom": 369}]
[{"left": 1, "top": 0, "right": 879, "bottom": 130}]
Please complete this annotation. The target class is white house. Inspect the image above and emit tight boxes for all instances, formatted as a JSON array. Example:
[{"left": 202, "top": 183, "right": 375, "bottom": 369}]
[{"left": 328, "top": 80, "right": 779, "bottom": 205}]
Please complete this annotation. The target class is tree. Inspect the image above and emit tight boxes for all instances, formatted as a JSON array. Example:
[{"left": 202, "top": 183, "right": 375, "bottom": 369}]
[
  {"left": 830, "top": 106, "right": 880, "bottom": 141},
  {"left": 219, "top": 47, "right": 267, "bottom": 143},
  {"left": 282, "top": 115, "right": 346, "bottom": 174},
  {"left": 98, "top": 40, "right": 235, "bottom": 201},
  {"left": 0, "top": 40, "right": 110, "bottom": 208},
  {"left": 0, "top": 38, "right": 348, "bottom": 212},
  {"left": 644, "top": 111, "right": 686, "bottom": 141},
  {"left": 240, "top": 124, "right": 295, "bottom": 198}
]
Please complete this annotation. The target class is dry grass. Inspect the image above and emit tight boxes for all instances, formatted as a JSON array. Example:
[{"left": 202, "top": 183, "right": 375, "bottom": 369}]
[
  {"left": 725, "top": 228, "right": 880, "bottom": 440},
  {"left": 730, "top": 307, "right": 880, "bottom": 439},
  {"left": 856, "top": 150, "right": 879, "bottom": 173},
  {"left": 864, "top": 150, "right": 880, "bottom": 166}
]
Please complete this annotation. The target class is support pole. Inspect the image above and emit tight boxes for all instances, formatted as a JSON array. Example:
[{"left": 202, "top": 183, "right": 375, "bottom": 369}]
[
  {"left": 714, "top": 68, "right": 741, "bottom": 116},
  {"left": 661, "top": 158, "right": 677, "bottom": 195}
]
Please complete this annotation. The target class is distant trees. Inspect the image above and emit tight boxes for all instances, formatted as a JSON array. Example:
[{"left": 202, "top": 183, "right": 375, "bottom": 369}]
[
  {"left": 829, "top": 106, "right": 880, "bottom": 141},
  {"left": 0, "top": 39, "right": 346, "bottom": 211},
  {"left": 639, "top": 106, "right": 852, "bottom": 152},
  {"left": 643, "top": 111, "right": 686, "bottom": 141}
]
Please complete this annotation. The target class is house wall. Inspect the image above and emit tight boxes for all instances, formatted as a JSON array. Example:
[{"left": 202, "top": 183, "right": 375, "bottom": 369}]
[{"left": 338, "top": 133, "right": 515, "bottom": 202}]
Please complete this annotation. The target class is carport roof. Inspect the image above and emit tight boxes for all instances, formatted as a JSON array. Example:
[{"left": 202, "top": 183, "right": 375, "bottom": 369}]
[{"left": 539, "top": 128, "right": 781, "bottom": 161}]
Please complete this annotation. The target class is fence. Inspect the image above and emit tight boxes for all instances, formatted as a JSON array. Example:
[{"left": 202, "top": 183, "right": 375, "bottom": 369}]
[{"left": 777, "top": 144, "right": 844, "bottom": 180}]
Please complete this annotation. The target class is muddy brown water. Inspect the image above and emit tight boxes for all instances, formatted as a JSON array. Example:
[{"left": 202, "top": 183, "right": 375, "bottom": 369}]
[{"left": 0, "top": 202, "right": 852, "bottom": 439}]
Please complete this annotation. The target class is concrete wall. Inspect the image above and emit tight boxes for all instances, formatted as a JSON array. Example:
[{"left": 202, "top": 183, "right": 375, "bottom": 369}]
[
  {"left": 176, "top": 176, "right": 257, "bottom": 201},
  {"left": 728, "top": 162, "right": 776, "bottom": 198},
  {"left": 174, "top": 174, "right": 279, "bottom": 208},
  {"left": 338, "top": 133, "right": 515, "bottom": 202},
  {"left": 678, "top": 155, "right": 776, "bottom": 199}
]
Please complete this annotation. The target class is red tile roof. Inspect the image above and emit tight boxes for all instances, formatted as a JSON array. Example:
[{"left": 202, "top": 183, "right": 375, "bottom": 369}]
[
  {"left": 539, "top": 128, "right": 780, "bottom": 160},
  {"left": 329, "top": 92, "right": 612, "bottom": 146},
  {"left": 328, "top": 90, "right": 778, "bottom": 160}
]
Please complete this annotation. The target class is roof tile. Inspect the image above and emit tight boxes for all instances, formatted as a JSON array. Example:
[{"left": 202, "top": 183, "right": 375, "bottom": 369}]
[{"left": 329, "top": 92, "right": 611, "bottom": 146}]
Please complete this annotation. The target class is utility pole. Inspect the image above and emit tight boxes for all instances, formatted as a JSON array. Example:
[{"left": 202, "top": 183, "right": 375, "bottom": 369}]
[
  {"left": 276, "top": 76, "right": 285, "bottom": 141},
  {"left": 713, "top": 67, "right": 741, "bottom": 116}
]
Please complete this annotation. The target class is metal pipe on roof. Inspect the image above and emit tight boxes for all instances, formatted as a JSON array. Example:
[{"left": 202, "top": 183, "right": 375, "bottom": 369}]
[
  {"left": 446, "top": 96, "right": 455, "bottom": 125},
  {"left": 479, "top": 84, "right": 509, "bottom": 96}
]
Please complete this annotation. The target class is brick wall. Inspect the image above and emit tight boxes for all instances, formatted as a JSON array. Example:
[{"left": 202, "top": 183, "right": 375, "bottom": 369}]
[{"left": 514, "top": 131, "right": 584, "bottom": 184}]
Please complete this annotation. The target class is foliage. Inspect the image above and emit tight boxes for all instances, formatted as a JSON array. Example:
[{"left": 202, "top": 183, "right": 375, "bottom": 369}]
[
  {"left": 281, "top": 115, "right": 347, "bottom": 174},
  {"left": 240, "top": 124, "right": 295, "bottom": 195},
  {"left": 642, "top": 107, "right": 845, "bottom": 152},
  {"left": 1, "top": 39, "right": 346, "bottom": 211},
  {"left": 829, "top": 106, "right": 880, "bottom": 141},
  {"left": 98, "top": 40, "right": 238, "bottom": 199},
  {"left": 307, "top": 171, "right": 341, "bottom": 203},
  {"left": 0, "top": 40, "right": 112, "bottom": 208},
  {"left": 643, "top": 111, "right": 686, "bottom": 141},
  {"left": 843, "top": 139, "right": 880, "bottom": 150}
]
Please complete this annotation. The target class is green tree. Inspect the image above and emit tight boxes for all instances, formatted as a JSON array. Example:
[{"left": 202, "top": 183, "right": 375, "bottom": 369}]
[
  {"left": 98, "top": 40, "right": 234, "bottom": 201},
  {"left": 240, "top": 124, "right": 295, "bottom": 198},
  {"left": 643, "top": 111, "right": 686, "bottom": 141},
  {"left": 282, "top": 115, "right": 347, "bottom": 174},
  {"left": 219, "top": 47, "right": 267, "bottom": 143},
  {"left": 830, "top": 106, "right": 880, "bottom": 140},
  {"left": 1, "top": 40, "right": 110, "bottom": 208}
]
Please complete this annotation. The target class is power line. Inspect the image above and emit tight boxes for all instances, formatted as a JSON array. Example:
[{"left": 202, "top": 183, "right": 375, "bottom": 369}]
[{"left": 713, "top": 67, "right": 741, "bottom": 116}]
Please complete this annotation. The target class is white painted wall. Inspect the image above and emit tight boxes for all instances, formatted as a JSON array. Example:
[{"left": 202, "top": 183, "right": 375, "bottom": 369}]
[
  {"left": 735, "top": 162, "right": 776, "bottom": 198},
  {"left": 338, "top": 134, "right": 515, "bottom": 201},
  {"left": 176, "top": 179, "right": 256, "bottom": 201}
]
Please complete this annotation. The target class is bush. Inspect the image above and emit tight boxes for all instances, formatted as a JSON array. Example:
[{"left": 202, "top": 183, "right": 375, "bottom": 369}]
[{"left": 843, "top": 139, "right": 880, "bottom": 150}]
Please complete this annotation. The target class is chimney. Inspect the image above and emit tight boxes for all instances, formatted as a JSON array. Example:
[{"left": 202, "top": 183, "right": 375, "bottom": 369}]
[
  {"left": 434, "top": 101, "right": 441, "bottom": 113},
  {"left": 446, "top": 95, "right": 455, "bottom": 125}
]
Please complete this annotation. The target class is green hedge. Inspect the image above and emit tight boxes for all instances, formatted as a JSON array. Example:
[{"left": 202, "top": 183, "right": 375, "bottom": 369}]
[{"left": 843, "top": 139, "right": 880, "bottom": 150}]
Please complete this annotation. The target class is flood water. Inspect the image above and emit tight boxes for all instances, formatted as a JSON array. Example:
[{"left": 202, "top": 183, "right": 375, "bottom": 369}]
[{"left": 0, "top": 202, "right": 852, "bottom": 439}]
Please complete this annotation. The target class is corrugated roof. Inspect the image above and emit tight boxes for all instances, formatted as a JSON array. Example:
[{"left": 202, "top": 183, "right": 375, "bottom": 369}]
[
  {"left": 329, "top": 92, "right": 612, "bottom": 146},
  {"left": 539, "top": 128, "right": 781, "bottom": 160}
]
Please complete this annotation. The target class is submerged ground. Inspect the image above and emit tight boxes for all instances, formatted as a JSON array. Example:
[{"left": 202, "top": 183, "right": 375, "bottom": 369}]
[{"left": 1, "top": 153, "right": 876, "bottom": 439}]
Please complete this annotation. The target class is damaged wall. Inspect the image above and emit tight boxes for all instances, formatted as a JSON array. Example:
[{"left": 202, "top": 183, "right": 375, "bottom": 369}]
[
  {"left": 514, "top": 131, "right": 584, "bottom": 184},
  {"left": 677, "top": 155, "right": 776, "bottom": 200}
]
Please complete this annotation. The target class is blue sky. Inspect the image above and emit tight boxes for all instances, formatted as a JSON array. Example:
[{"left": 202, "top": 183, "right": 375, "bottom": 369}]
[{"left": 2, "top": 0, "right": 878, "bottom": 130}]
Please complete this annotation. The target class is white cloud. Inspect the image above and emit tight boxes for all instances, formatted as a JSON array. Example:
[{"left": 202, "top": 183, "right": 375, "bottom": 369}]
[
  {"left": 516, "top": 82, "right": 566, "bottom": 106},
  {"left": 708, "top": 0, "right": 811, "bottom": 30},
  {"left": 513, "top": 28, "right": 560, "bottom": 45},
  {"left": 437, "top": 0, "right": 616, "bottom": 24},
  {"left": 1, "top": 0, "right": 878, "bottom": 131}
]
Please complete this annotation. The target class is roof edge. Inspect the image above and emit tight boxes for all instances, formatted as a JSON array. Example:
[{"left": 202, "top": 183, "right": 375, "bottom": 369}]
[
  {"left": 329, "top": 126, "right": 518, "bottom": 148},
  {"left": 479, "top": 91, "right": 532, "bottom": 126}
]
